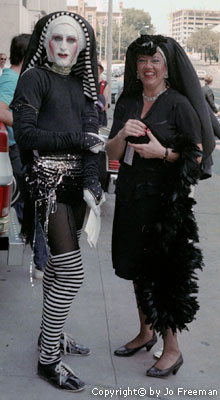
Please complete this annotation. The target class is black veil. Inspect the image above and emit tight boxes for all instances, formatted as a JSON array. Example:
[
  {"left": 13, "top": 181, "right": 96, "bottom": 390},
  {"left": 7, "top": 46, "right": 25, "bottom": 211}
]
[{"left": 121, "top": 34, "right": 215, "bottom": 159}]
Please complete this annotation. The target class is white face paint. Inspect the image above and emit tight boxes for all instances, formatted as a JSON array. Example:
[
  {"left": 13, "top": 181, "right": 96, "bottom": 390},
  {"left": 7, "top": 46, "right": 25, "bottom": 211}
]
[{"left": 46, "top": 23, "right": 79, "bottom": 67}]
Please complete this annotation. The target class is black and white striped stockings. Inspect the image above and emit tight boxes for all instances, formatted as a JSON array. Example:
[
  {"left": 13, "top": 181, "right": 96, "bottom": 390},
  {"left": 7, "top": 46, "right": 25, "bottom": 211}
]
[{"left": 40, "top": 241, "right": 84, "bottom": 364}]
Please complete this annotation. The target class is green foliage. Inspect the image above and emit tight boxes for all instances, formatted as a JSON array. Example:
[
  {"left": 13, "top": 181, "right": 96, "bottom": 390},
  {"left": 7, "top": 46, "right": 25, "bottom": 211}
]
[
  {"left": 118, "top": 9, "right": 155, "bottom": 60},
  {"left": 97, "top": 8, "right": 155, "bottom": 61},
  {"left": 187, "top": 27, "right": 219, "bottom": 61},
  {"left": 122, "top": 8, "right": 154, "bottom": 34}
]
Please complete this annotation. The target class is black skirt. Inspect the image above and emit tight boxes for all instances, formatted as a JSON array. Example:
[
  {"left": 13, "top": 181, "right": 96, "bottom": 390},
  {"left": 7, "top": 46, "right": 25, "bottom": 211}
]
[{"left": 112, "top": 194, "right": 161, "bottom": 280}]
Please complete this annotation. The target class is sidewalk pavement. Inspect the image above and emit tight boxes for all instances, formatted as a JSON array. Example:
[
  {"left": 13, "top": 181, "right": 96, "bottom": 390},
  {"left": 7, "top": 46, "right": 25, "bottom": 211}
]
[{"left": 0, "top": 150, "right": 220, "bottom": 400}]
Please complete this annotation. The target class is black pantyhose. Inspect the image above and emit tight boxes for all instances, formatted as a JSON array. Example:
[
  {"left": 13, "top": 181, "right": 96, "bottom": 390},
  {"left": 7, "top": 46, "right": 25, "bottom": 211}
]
[{"left": 47, "top": 202, "right": 86, "bottom": 255}]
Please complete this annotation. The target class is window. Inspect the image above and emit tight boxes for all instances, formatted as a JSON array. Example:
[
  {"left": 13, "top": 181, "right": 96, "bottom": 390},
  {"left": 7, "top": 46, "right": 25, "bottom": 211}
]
[{"left": 87, "top": 14, "right": 93, "bottom": 25}]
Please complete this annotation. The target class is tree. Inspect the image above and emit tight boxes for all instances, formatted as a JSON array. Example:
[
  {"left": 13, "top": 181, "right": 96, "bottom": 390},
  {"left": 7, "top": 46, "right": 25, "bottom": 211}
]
[
  {"left": 112, "top": 8, "right": 155, "bottom": 61},
  {"left": 187, "top": 27, "right": 219, "bottom": 63}
]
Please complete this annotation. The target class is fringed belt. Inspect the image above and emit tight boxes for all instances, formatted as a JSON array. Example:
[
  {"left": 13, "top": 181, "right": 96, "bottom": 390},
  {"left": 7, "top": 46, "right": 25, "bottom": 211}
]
[{"left": 26, "top": 154, "right": 83, "bottom": 235}]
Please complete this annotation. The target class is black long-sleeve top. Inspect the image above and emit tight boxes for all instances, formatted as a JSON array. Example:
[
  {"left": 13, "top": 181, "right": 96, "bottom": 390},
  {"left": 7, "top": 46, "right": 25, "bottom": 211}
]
[
  {"left": 11, "top": 66, "right": 101, "bottom": 192},
  {"left": 11, "top": 66, "right": 98, "bottom": 157}
]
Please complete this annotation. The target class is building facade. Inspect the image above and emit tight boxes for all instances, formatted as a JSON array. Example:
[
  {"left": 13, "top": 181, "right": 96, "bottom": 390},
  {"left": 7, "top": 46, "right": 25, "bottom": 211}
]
[
  {"left": 168, "top": 9, "right": 220, "bottom": 48},
  {"left": 0, "top": 0, "right": 123, "bottom": 64},
  {"left": 68, "top": 0, "right": 122, "bottom": 60},
  {"left": 68, "top": 0, "right": 97, "bottom": 31},
  {"left": 0, "top": 0, "right": 67, "bottom": 59},
  {"left": 68, "top": 0, "right": 122, "bottom": 33}
]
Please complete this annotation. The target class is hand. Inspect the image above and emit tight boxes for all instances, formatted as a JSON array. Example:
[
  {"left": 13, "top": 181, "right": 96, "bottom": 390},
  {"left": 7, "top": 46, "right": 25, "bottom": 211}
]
[
  {"left": 118, "top": 119, "right": 146, "bottom": 140},
  {"left": 128, "top": 128, "right": 165, "bottom": 159},
  {"left": 83, "top": 189, "right": 105, "bottom": 216},
  {"left": 84, "top": 132, "right": 105, "bottom": 153}
]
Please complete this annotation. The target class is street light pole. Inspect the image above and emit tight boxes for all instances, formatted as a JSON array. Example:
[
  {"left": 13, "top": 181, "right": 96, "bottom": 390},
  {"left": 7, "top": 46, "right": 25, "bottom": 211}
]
[
  {"left": 99, "top": 22, "right": 103, "bottom": 61},
  {"left": 218, "top": 34, "right": 220, "bottom": 66},
  {"left": 105, "top": 17, "right": 107, "bottom": 61},
  {"left": 107, "top": 0, "right": 113, "bottom": 104},
  {"left": 118, "top": 15, "right": 121, "bottom": 60}
]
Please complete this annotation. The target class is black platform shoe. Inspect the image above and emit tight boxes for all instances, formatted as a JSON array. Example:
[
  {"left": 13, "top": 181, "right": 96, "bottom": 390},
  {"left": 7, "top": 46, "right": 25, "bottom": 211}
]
[
  {"left": 114, "top": 331, "right": 157, "bottom": 357},
  {"left": 146, "top": 353, "right": 183, "bottom": 378},
  {"left": 38, "top": 332, "right": 90, "bottom": 356},
  {"left": 38, "top": 360, "right": 85, "bottom": 391}
]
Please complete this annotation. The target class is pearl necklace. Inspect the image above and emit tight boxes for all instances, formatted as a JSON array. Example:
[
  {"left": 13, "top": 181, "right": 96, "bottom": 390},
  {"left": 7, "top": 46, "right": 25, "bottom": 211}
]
[{"left": 142, "top": 88, "right": 166, "bottom": 102}]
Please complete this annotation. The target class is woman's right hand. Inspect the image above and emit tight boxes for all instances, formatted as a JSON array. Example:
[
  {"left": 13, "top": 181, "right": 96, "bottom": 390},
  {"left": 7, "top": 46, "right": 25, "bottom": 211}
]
[{"left": 118, "top": 119, "right": 146, "bottom": 140}]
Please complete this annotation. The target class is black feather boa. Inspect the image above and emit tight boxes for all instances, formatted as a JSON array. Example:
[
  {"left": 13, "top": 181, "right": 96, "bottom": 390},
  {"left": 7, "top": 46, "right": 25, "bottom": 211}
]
[{"left": 134, "top": 136, "right": 203, "bottom": 336}]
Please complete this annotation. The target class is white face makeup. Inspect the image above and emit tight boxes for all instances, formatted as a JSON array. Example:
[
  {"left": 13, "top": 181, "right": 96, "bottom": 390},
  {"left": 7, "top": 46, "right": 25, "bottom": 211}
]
[{"left": 46, "top": 23, "right": 79, "bottom": 68}]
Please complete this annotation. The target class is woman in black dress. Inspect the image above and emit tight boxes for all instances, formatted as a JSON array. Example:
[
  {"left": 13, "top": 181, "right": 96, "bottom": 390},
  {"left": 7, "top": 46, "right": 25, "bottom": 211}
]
[
  {"left": 106, "top": 32, "right": 215, "bottom": 378},
  {"left": 11, "top": 11, "right": 104, "bottom": 391}
]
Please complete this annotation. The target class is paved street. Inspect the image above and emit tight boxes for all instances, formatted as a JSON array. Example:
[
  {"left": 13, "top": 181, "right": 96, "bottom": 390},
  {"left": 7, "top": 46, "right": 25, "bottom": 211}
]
[
  {"left": 189, "top": 53, "right": 220, "bottom": 87},
  {"left": 0, "top": 143, "right": 220, "bottom": 400}
]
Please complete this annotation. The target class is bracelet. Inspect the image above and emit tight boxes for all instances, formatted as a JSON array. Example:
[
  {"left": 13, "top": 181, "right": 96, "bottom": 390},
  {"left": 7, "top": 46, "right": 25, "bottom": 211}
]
[{"left": 163, "top": 147, "right": 169, "bottom": 161}]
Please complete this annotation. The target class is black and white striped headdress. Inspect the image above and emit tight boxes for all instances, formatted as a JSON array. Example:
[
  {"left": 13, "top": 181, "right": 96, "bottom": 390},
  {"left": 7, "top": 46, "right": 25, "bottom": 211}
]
[{"left": 22, "top": 11, "right": 98, "bottom": 102}]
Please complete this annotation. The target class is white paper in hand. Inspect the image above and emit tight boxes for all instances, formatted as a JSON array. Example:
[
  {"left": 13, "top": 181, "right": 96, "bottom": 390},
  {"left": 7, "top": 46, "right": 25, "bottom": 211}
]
[{"left": 84, "top": 208, "right": 101, "bottom": 248}]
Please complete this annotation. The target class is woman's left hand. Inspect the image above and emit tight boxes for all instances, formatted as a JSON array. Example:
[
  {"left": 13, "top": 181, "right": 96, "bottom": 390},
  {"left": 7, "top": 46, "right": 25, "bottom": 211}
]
[{"left": 128, "top": 128, "right": 165, "bottom": 159}]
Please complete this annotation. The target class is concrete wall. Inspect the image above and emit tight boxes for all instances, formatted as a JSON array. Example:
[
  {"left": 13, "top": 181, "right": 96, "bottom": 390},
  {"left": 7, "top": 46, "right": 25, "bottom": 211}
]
[
  {"left": 27, "top": 0, "right": 67, "bottom": 14},
  {"left": 0, "top": 0, "right": 67, "bottom": 63},
  {"left": 0, "top": 0, "right": 21, "bottom": 58}
]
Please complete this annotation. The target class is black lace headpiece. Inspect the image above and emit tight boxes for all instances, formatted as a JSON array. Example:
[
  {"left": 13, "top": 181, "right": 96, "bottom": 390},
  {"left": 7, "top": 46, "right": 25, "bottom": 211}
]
[{"left": 129, "top": 34, "right": 167, "bottom": 56}]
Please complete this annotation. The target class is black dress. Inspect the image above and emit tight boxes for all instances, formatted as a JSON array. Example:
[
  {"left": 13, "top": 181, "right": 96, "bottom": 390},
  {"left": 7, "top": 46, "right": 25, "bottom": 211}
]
[
  {"left": 109, "top": 88, "right": 201, "bottom": 279},
  {"left": 109, "top": 88, "right": 203, "bottom": 334}
]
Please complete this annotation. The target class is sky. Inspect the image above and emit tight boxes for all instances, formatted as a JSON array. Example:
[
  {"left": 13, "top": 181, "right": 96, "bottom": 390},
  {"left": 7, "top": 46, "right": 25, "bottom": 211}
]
[
  {"left": 67, "top": 1, "right": 220, "bottom": 34},
  {"left": 119, "top": 0, "right": 220, "bottom": 34}
]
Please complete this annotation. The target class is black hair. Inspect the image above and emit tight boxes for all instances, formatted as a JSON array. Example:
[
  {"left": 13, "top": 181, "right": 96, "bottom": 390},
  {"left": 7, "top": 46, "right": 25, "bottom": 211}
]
[
  {"left": 10, "top": 34, "right": 31, "bottom": 66},
  {"left": 128, "top": 34, "right": 167, "bottom": 56}
]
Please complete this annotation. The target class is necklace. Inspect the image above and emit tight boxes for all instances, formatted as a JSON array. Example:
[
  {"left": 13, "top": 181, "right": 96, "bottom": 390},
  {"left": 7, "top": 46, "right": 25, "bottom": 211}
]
[
  {"left": 51, "top": 63, "right": 72, "bottom": 76},
  {"left": 142, "top": 88, "right": 166, "bottom": 102}
]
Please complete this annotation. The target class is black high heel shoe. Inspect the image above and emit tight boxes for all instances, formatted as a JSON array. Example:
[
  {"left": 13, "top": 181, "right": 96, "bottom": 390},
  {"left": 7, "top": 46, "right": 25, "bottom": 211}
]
[
  {"left": 146, "top": 353, "right": 183, "bottom": 378},
  {"left": 114, "top": 331, "right": 157, "bottom": 357}
]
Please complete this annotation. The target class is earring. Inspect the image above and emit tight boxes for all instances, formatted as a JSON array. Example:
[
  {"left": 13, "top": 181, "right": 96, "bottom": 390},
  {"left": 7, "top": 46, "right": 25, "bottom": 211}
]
[
  {"left": 164, "top": 71, "right": 168, "bottom": 79},
  {"left": 136, "top": 71, "right": 140, "bottom": 80}
]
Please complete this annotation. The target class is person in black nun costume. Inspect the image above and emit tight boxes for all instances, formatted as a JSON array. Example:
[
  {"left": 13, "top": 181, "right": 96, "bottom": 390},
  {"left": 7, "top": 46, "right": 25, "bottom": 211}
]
[
  {"left": 106, "top": 29, "right": 215, "bottom": 378},
  {"left": 11, "top": 11, "right": 105, "bottom": 391}
]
